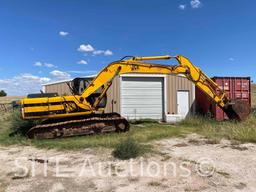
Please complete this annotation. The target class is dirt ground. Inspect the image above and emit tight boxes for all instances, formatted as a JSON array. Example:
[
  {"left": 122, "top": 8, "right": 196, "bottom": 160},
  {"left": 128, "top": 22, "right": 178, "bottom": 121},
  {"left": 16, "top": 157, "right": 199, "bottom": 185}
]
[{"left": 0, "top": 134, "right": 256, "bottom": 192}]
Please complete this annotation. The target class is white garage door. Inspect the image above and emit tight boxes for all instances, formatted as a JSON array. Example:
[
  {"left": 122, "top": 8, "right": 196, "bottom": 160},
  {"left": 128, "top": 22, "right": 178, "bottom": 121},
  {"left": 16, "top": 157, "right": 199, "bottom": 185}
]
[{"left": 121, "top": 77, "right": 164, "bottom": 120}]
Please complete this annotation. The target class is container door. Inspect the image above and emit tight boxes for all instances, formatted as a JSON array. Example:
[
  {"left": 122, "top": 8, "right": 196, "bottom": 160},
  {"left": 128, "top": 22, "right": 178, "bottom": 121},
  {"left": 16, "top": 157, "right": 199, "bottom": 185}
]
[{"left": 177, "top": 91, "right": 189, "bottom": 117}]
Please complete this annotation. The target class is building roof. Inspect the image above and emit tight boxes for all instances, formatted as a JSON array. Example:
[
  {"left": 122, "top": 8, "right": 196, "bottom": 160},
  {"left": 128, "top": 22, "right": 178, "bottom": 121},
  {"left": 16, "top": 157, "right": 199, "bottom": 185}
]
[
  {"left": 42, "top": 74, "right": 188, "bottom": 86},
  {"left": 42, "top": 74, "right": 97, "bottom": 86}
]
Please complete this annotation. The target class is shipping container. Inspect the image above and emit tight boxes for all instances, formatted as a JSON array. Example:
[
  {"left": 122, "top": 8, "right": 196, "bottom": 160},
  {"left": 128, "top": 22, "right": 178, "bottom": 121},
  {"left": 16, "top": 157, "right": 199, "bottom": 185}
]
[{"left": 196, "top": 77, "right": 251, "bottom": 121}]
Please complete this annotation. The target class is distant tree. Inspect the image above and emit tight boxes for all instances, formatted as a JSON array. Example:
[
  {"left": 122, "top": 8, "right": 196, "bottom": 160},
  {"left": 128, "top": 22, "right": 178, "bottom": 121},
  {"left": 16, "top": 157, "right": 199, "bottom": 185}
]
[{"left": 0, "top": 90, "right": 7, "bottom": 97}]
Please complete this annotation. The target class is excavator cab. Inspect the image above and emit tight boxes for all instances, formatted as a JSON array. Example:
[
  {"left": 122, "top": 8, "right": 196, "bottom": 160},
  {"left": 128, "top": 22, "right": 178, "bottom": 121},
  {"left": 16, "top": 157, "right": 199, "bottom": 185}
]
[
  {"left": 69, "top": 77, "right": 107, "bottom": 108},
  {"left": 71, "top": 77, "right": 93, "bottom": 95}
]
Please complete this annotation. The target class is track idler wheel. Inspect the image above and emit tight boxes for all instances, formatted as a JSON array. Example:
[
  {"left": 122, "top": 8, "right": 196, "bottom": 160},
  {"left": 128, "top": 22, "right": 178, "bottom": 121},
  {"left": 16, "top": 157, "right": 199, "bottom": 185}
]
[
  {"left": 115, "top": 119, "right": 130, "bottom": 133},
  {"left": 224, "top": 99, "right": 251, "bottom": 121}
]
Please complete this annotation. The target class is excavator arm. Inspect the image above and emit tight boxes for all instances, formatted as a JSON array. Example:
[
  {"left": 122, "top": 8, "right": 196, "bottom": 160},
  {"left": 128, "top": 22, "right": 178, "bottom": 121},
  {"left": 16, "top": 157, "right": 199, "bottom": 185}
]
[
  {"left": 82, "top": 55, "right": 250, "bottom": 121},
  {"left": 21, "top": 55, "right": 250, "bottom": 122}
]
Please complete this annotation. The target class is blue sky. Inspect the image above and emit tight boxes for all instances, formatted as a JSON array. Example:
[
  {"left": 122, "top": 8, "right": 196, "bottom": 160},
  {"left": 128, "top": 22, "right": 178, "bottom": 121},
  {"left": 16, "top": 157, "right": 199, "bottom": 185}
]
[{"left": 0, "top": 0, "right": 255, "bottom": 95}]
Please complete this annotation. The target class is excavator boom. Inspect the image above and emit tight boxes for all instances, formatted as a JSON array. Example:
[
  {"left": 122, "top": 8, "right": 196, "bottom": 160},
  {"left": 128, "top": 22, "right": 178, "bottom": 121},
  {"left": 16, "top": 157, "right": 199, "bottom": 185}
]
[
  {"left": 20, "top": 54, "right": 251, "bottom": 139},
  {"left": 79, "top": 55, "right": 250, "bottom": 121}
]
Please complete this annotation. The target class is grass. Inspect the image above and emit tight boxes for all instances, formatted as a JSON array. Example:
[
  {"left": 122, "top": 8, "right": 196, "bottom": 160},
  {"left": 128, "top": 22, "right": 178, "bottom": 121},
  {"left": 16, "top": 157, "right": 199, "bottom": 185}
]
[
  {"left": 182, "top": 114, "right": 256, "bottom": 143},
  {"left": 0, "top": 111, "right": 256, "bottom": 150},
  {"left": 33, "top": 122, "right": 189, "bottom": 150},
  {"left": 0, "top": 85, "right": 255, "bottom": 150},
  {"left": 9, "top": 110, "right": 39, "bottom": 135},
  {"left": 112, "top": 138, "right": 149, "bottom": 160},
  {"left": 0, "top": 115, "right": 192, "bottom": 150}
]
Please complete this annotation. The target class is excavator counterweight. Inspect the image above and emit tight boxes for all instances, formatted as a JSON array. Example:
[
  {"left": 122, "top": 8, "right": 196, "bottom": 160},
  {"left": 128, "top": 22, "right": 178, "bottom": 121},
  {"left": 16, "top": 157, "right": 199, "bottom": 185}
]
[{"left": 20, "top": 54, "right": 251, "bottom": 139}]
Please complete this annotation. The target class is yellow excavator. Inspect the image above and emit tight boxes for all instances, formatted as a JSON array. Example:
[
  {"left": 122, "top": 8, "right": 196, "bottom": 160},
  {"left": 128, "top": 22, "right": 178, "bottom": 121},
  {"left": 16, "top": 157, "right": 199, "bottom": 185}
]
[{"left": 20, "top": 55, "right": 251, "bottom": 139}]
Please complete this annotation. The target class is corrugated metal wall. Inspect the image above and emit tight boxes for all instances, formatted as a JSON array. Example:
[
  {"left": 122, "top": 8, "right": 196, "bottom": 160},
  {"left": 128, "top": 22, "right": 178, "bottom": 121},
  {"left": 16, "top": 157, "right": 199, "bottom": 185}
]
[
  {"left": 44, "top": 75, "right": 195, "bottom": 115},
  {"left": 105, "top": 74, "right": 195, "bottom": 115},
  {"left": 44, "top": 82, "right": 72, "bottom": 96},
  {"left": 167, "top": 75, "right": 195, "bottom": 114},
  {"left": 105, "top": 76, "right": 120, "bottom": 113}
]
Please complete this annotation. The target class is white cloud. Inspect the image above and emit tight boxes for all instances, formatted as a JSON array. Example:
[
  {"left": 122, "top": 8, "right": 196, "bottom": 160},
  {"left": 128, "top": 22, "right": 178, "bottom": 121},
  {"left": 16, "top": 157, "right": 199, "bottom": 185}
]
[
  {"left": 92, "top": 49, "right": 113, "bottom": 56},
  {"left": 179, "top": 4, "right": 186, "bottom": 10},
  {"left": 92, "top": 50, "right": 105, "bottom": 55},
  {"left": 44, "top": 63, "right": 56, "bottom": 68},
  {"left": 50, "top": 70, "right": 71, "bottom": 79},
  {"left": 104, "top": 49, "right": 113, "bottom": 56},
  {"left": 59, "top": 31, "right": 69, "bottom": 36},
  {"left": 34, "top": 61, "right": 42, "bottom": 66},
  {"left": 34, "top": 61, "right": 57, "bottom": 68},
  {"left": 77, "top": 44, "right": 95, "bottom": 52},
  {"left": 190, "top": 0, "right": 201, "bottom": 8},
  {"left": 77, "top": 60, "right": 88, "bottom": 65},
  {"left": 20, "top": 74, "right": 51, "bottom": 83},
  {"left": 78, "top": 44, "right": 113, "bottom": 56},
  {"left": 229, "top": 57, "right": 235, "bottom": 61},
  {"left": 0, "top": 74, "right": 51, "bottom": 95},
  {"left": 0, "top": 79, "right": 11, "bottom": 84}
]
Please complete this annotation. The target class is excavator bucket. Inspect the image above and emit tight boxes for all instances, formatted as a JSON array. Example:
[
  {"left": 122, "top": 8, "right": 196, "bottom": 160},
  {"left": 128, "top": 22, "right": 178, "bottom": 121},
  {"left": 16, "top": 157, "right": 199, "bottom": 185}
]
[{"left": 224, "top": 100, "right": 251, "bottom": 121}]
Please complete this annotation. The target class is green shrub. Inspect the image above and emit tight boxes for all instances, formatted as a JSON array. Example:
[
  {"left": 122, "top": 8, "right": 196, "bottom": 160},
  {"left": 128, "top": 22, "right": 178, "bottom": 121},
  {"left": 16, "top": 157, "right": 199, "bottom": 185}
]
[
  {"left": 112, "top": 138, "right": 146, "bottom": 160},
  {"left": 0, "top": 90, "right": 7, "bottom": 97},
  {"left": 10, "top": 110, "right": 38, "bottom": 136}
]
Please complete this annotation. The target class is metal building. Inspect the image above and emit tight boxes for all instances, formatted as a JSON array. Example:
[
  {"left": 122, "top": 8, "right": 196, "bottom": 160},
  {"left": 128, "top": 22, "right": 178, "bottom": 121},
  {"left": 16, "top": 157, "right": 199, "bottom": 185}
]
[
  {"left": 42, "top": 79, "right": 73, "bottom": 96},
  {"left": 42, "top": 74, "right": 195, "bottom": 123}
]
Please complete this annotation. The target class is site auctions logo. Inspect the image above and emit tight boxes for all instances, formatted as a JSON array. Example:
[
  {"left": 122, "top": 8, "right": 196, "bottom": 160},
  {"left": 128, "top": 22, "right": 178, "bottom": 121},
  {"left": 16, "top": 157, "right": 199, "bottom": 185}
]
[{"left": 13, "top": 156, "right": 215, "bottom": 178}]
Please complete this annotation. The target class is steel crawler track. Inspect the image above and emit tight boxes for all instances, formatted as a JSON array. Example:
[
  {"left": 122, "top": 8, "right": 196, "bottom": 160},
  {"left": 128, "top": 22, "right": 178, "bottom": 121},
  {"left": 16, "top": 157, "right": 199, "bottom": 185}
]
[{"left": 27, "top": 113, "right": 130, "bottom": 139}]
